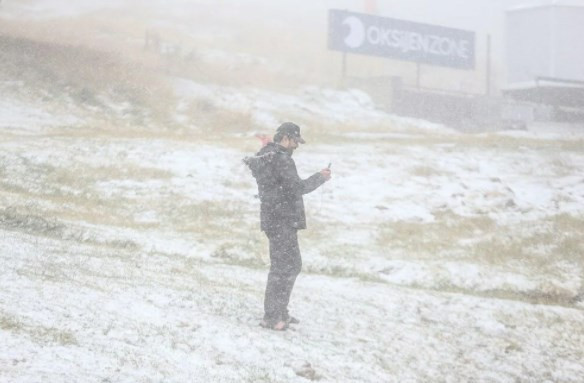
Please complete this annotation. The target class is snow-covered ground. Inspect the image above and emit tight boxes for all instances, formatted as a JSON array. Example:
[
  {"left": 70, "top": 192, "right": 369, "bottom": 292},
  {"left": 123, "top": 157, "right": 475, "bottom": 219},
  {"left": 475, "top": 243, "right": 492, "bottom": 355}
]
[
  {"left": 2, "top": 86, "right": 583, "bottom": 381},
  {"left": 2, "top": 229, "right": 583, "bottom": 383},
  {"left": 1, "top": 1, "right": 584, "bottom": 382}
]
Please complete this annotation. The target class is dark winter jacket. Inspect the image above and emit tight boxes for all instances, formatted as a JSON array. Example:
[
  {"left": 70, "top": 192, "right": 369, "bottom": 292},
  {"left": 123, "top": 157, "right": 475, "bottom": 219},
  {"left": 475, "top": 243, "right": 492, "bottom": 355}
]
[{"left": 244, "top": 143, "right": 326, "bottom": 232}]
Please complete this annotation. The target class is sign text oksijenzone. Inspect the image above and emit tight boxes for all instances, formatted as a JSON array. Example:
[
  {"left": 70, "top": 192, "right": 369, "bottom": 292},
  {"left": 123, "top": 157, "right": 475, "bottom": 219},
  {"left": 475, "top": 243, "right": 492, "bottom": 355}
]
[{"left": 328, "top": 9, "right": 476, "bottom": 70}]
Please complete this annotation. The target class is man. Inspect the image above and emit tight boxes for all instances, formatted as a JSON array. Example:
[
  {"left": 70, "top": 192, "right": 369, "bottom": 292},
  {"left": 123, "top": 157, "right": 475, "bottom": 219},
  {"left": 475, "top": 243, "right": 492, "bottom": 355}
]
[{"left": 244, "top": 122, "right": 331, "bottom": 331}]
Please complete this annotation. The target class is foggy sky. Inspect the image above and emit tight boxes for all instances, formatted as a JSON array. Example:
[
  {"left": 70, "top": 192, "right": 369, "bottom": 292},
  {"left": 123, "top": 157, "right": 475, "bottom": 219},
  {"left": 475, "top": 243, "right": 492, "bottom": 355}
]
[{"left": 2, "top": 0, "right": 582, "bottom": 93}]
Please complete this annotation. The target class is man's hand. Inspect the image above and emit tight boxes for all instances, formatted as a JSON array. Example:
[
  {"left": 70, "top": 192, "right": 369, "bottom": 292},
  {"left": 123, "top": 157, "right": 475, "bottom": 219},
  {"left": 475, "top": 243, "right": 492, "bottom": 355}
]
[{"left": 320, "top": 168, "right": 332, "bottom": 181}]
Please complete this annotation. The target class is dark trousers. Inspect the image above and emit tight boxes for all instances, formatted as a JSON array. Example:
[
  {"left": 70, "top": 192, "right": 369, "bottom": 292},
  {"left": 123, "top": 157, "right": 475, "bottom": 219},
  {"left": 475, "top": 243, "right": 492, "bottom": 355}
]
[{"left": 263, "top": 226, "right": 302, "bottom": 323}]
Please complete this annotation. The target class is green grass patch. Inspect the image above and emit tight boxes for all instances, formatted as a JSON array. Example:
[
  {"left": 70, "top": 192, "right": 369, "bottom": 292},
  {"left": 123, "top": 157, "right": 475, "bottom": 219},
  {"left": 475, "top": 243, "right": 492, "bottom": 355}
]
[
  {"left": 0, "top": 313, "right": 78, "bottom": 346},
  {"left": 376, "top": 211, "right": 495, "bottom": 260}
]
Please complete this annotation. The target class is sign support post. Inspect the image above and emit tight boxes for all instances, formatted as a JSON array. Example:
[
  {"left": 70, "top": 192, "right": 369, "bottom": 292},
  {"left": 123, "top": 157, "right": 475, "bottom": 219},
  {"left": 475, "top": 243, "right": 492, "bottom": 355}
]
[{"left": 342, "top": 52, "right": 347, "bottom": 81}]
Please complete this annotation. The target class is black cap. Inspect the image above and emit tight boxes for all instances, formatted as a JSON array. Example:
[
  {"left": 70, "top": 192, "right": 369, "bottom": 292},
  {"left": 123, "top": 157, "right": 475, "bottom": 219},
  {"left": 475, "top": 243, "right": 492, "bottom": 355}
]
[{"left": 276, "top": 122, "right": 306, "bottom": 144}]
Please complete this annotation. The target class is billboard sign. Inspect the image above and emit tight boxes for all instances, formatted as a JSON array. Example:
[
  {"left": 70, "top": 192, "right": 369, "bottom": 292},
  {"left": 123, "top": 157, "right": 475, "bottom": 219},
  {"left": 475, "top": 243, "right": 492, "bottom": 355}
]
[{"left": 328, "top": 9, "right": 476, "bottom": 70}]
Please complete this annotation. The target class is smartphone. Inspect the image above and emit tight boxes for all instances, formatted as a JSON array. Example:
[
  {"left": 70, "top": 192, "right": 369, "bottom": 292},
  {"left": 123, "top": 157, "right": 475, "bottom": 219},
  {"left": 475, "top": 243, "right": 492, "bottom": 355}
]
[{"left": 327, "top": 162, "right": 332, "bottom": 169}]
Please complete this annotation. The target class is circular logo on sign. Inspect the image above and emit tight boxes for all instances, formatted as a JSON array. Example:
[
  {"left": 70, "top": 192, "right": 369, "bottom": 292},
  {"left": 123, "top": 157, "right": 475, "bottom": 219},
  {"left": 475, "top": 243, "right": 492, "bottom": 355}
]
[{"left": 342, "top": 16, "right": 365, "bottom": 48}]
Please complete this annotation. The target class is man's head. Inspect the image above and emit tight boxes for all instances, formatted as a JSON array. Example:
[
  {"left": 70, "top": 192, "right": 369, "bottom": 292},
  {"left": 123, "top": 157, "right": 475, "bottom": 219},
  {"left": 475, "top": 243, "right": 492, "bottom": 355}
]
[{"left": 273, "top": 122, "right": 305, "bottom": 154}]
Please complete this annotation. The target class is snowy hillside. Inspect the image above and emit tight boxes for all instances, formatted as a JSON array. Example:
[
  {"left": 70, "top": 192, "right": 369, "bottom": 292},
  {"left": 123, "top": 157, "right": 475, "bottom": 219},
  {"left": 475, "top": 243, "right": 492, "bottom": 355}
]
[{"left": 1, "top": 1, "right": 583, "bottom": 382}]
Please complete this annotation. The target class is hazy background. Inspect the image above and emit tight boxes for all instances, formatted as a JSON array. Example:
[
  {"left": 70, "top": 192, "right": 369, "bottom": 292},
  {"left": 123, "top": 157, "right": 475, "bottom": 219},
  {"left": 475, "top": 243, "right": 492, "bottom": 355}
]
[{"left": 0, "top": 0, "right": 541, "bottom": 96}]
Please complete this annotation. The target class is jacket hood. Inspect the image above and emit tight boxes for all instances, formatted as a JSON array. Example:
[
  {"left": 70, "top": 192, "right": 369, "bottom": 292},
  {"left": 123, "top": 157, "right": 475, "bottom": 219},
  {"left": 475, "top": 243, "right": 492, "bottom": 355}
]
[{"left": 243, "top": 143, "right": 284, "bottom": 177}]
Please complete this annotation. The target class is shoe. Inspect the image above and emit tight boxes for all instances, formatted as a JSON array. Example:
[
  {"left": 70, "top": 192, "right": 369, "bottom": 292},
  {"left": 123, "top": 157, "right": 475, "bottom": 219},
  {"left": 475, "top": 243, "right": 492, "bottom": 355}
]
[
  {"left": 260, "top": 319, "right": 288, "bottom": 331},
  {"left": 286, "top": 316, "right": 300, "bottom": 325}
]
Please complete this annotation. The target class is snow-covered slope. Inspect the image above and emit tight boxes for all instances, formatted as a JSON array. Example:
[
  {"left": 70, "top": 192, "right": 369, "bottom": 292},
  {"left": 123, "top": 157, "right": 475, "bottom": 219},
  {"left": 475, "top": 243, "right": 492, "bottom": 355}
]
[{"left": 1, "top": 1, "right": 583, "bottom": 382}]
